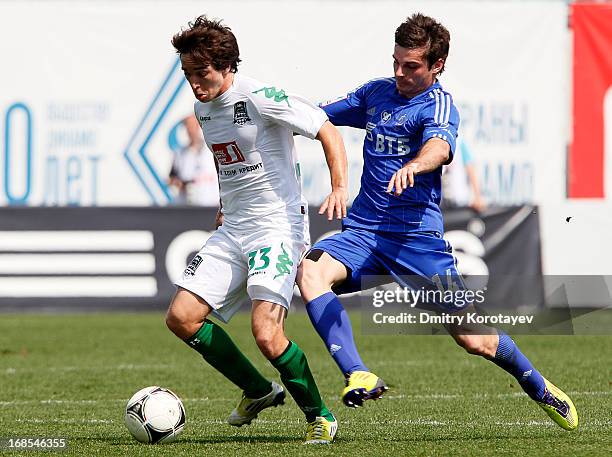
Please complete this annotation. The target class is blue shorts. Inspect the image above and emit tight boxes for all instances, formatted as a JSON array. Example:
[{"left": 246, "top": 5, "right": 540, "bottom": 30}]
[{"left": 312, "top": 227, "right": 467, "bottom": 312}]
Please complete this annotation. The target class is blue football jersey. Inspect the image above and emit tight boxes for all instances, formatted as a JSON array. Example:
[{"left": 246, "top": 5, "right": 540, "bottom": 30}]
[{"left": 322, "top": 78, "right": 460, "bottom": 233}]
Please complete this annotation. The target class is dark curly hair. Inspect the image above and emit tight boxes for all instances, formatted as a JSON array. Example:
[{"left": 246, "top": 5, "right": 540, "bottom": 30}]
[
  {"left": 172, "top": 15, "right": 241, "bottom": 72},
  {"left": 395, "top": 13, "right": 450, "bottom": 75}
]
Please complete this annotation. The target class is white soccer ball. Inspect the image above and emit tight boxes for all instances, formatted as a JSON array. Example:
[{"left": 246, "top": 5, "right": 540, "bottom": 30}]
[{"left": 124, "top": 386, "right": 186, "bottom": 444}]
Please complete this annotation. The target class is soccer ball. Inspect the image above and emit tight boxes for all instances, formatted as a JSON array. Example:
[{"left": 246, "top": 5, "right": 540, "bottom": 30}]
[{"left": 124, "top": 386, "right": 186, "bottom": 444}]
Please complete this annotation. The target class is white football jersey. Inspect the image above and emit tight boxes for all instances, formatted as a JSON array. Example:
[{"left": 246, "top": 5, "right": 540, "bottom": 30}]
[{"left": 194, "top": 74, "right": 327, "bottom": 231}]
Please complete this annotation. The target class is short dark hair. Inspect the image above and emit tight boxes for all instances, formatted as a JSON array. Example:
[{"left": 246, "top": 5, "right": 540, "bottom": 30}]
[
  {"left": 395, "top": 13, "right": 450, "bottom": 74},
  {"left": 172, "top": 15, "right": 241, "bottom": 72}
]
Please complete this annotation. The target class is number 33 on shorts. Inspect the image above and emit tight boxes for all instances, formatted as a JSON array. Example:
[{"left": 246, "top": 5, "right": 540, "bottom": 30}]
[{"left": 247, "top": 243, "right": 295, "bottom": 279}]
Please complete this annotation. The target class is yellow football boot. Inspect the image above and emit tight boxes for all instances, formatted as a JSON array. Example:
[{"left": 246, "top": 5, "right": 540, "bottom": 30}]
[
  {"left": 341, "top": 370, "right": 388, "bottom": 407},
  {"left": 536, "top": 378, "right": 578, "bottom": 431}
]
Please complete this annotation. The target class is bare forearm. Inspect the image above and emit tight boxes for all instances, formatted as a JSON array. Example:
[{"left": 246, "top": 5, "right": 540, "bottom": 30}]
[
  {"left": 407, "top": 137, "right": 450, "bottom": 174},
  {"left": 316, "top": 121, "right": 348, "bottom": 190},
  {"left": 387, "top": 138, "right": 450, "bottom": 196},
  {"left": 465, "top": 164, "right": 481, "bottom": 198},
  {"left": 315, "top": 120, "right": 349, "bottom": 220}
]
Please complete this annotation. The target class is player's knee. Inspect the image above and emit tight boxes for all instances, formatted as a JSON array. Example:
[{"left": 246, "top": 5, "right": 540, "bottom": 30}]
[
  {"left": 165, "top": 305, "right": 191, "bottom": 337},
  {"left": 164, "top": 308, "right": 184, "bottom": 336},
  {"left": 253, "top": 332, "right": 274, "bottom": 357},
  {"left": 165, "top": 290, "right": 208, "bottom": 339},
  {"left": 252, "top": 326, "right": 286, "bottom": 359},
  {"left": 297, "top": 259, "right": 331, "bottom": 292}
]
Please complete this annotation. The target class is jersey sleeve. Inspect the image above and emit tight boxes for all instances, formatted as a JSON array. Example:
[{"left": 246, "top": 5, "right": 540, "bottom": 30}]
[
  {"left": 419, "top": 91, "right": 460, "bottom": 164},
  {"left": 319, "top": 83, "right": 368, "bottom": 129},
  {"left": 250, "top": 88, "right": 328, "bottom": 139}
]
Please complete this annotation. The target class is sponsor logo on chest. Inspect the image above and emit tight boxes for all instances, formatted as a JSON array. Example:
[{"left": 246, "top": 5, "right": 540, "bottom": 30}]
[
  {"left": 211, "top": 141, "right": 246, "bottom": 165},
  {"left": 373, "top": 134, "right": 411, "bottom": 155},
  {"left": 366, "top": 120, "right": 411, "bottom": 155}
]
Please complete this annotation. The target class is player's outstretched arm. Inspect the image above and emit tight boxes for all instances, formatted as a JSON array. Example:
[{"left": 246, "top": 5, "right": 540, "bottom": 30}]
[
  {"left": 315, "top": 121, "right": 349, "bottom": 220},
  {"left": 387, "top": 137, "right": 450, "bottom": 196}
]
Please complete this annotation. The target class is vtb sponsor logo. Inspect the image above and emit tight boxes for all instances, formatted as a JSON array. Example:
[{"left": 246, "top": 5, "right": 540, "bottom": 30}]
[{"left": 365, "top": 123, "right": 411, "bottom": 155}]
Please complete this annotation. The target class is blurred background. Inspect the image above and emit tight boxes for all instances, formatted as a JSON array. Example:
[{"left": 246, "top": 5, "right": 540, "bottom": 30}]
[{"left": 1, "top": 0, "right": 611, "bottom": 311}]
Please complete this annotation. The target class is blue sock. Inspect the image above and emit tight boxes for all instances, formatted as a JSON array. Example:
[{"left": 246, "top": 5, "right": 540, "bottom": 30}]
[
  {"left": 491, "top": 331, "right": 546, "bottom": 400},
  {"left": 305, "top": 292, "right": 368, "bottom": 376}
]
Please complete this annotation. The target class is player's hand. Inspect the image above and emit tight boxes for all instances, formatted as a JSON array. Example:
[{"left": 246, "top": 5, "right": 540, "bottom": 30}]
[
  {"left": 470, "top": 195, "right": 487, "bottom": 213},
  {"left": 387, "top": 162, "right": 419, "bottom": 196},
  {"left": 215, "top": 208, "right": 224, "bottom": 229},
  {"left": 319, "top": 187, "right": 348, "bottom": 221}
]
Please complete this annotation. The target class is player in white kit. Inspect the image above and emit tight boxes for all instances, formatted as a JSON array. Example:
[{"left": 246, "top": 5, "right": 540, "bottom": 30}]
[{"left": 165, "top": 16, "right": 347, "bottom": 444}]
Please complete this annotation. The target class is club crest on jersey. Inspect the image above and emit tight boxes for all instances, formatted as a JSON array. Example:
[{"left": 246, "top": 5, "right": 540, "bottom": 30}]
[
  {"left": 381, "top": 111, "right": 392, "bottom": 123},
  {"left": 233, "top": 101, "right": 252, "bottom": 125},
  {"left": 184, "top": 255, "right": 203, "bottom": 276},
  {"left": 211, "top": 141, "right": 246, "bottom": 165}
]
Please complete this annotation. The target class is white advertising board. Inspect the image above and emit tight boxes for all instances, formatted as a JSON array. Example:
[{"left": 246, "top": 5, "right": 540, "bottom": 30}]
[{"left": 2, "top": 1, "right": 609, "bottom": 274}]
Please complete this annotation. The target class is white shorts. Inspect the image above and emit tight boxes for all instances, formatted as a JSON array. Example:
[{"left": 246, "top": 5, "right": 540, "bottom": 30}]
[{"left": 175, "top": 224, "right": 309, "bottom": 323}]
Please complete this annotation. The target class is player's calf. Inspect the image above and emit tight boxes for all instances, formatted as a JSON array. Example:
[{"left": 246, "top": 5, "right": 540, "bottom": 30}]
[
  {"left": 452, "top": 333, "right": 498, "bottom": 358},
  {"left": 251, "top": 300, "right": 336, "bottom": 434},
  {"left": 450, "top": 329, "right": 547, "bottom": 399},
  {"left": 299, "top": 253, "right": 382, "bottom": 403},
  {"left": 168, "top": 298, "right": 276, "bottom": 417},
  {"left": 451, "top": 326, "right": 578, "bottom": 429}
]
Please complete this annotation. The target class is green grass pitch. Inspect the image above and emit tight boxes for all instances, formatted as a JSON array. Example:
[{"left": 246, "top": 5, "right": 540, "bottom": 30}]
[{"left": 1, "top": 312, "right": 610, "bottom": 456}]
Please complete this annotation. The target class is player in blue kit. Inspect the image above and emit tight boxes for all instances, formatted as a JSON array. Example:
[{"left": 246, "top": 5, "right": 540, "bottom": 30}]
[{"left": 297, "top": 13, "right": 578, "bottom": 430}]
